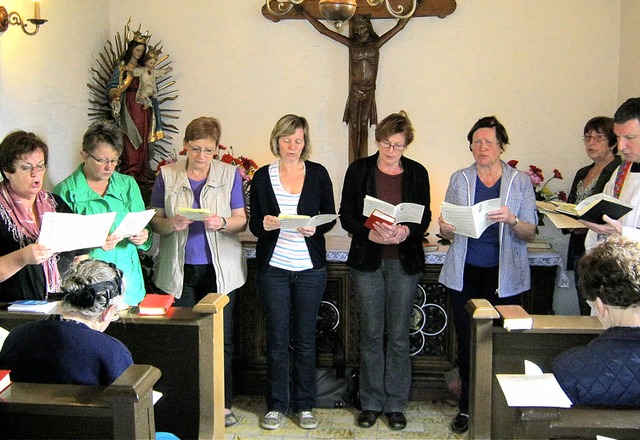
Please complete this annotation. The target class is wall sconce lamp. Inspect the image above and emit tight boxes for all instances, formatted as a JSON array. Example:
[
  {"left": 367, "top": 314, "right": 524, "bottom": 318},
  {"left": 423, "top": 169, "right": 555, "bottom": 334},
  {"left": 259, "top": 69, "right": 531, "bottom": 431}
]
[
  {"left": 266, "top": 0, "right": 417, "bottom": 28},
  {"left": 0, "top": 1, "right": 47, "bottom": 36}
]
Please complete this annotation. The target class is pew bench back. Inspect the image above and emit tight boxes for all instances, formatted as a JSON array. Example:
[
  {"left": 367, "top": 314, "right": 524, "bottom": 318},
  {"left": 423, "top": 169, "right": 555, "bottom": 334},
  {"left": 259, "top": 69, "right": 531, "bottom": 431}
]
[{"left": 0, "top": 364, "right": 160, "bottom": 439}]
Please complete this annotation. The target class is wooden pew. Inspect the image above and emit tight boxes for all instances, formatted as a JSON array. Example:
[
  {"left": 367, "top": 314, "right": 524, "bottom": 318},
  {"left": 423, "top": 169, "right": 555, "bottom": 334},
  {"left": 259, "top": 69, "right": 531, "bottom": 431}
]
[
  {"left": 513, "top": 406, "right": 640, "bottom": 439},
  {"left": 0, "top": 364, "right": 160, "bottom": 439},
  {"left": 0, "top": 292, "right": 229, "bottom": 440},
  {"left": 467, "top": 299, "right": 605, "bottom": 440},
  {"left": 192, "top": 292, "right": 229, "bottom": 440}
]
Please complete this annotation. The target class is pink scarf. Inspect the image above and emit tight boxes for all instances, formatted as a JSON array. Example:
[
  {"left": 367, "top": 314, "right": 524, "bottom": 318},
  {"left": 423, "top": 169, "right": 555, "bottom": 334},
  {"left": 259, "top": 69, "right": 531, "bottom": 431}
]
[{"left": 0, "top": 181, "right": 61, "bottom": 294}]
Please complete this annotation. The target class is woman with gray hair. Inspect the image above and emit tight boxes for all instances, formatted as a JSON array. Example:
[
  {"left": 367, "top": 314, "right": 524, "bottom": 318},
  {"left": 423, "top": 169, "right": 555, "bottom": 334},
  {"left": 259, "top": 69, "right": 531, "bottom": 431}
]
[
  {"left": 0, "top": 259, "right": 133, "bottom": 386},
  {"left": 54, "top": 120, "right": 152, "bottom": 307}
]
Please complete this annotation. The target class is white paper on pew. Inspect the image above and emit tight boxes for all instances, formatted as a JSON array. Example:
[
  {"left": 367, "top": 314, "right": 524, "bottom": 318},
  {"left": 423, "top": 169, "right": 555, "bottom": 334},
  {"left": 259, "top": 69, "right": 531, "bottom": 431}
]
[
  {"left": 38, "top": 212, "right": 116, "bottom": 253},
  {"left": 112, "top": 209, "right": 156, "bottom": 238},
  {"left": 152, "top": 390, "right": 163, "bottom": 405},
  {"left": 496, "top": 360, "right": 572, "bottom": 408}
]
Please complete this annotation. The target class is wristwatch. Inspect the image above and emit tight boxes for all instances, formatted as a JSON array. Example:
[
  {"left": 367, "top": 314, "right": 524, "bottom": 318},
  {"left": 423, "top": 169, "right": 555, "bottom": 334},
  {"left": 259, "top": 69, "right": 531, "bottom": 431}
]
[
  {"left": 511, "top": 216, "right": 519, "bottom": 227},
  {"left": 220, "top": 217, "right": 228, "bottom": 231}
]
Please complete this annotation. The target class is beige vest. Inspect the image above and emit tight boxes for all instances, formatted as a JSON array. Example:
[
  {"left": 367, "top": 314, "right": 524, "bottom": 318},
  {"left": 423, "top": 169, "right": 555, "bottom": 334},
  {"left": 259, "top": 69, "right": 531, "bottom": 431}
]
[{"left": 153, "top": 159, "right": 247, "bottom": 297}]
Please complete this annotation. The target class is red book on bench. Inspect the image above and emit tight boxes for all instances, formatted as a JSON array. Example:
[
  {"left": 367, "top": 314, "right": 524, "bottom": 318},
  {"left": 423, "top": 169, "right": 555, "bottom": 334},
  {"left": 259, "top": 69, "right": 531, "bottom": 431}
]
[
  {"left": 0, "top": 370, "right": 11, "bottom": 393},
  {"left": 138, "top": 294, "right": 174, "bottom": 316}
]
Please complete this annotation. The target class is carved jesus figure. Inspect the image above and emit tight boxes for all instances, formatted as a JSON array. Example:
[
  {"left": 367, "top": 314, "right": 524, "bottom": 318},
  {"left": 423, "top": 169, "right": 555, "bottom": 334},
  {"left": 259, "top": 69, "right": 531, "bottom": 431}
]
[{"left": 302, "top": 11, "right": 410, "bottom": 162}]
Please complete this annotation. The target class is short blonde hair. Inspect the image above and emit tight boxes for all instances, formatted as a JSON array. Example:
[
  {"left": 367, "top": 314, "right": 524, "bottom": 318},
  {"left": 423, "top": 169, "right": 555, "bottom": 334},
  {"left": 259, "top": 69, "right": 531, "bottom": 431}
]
[{"left": 269, "top": 114, "right": 311, "bottom": 161}]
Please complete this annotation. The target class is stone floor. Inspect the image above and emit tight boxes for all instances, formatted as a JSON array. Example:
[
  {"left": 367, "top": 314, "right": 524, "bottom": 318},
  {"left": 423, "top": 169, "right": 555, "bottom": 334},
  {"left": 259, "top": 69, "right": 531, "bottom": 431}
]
[{"left": 224, "top": 395, "right": 468, "bottom": 439}]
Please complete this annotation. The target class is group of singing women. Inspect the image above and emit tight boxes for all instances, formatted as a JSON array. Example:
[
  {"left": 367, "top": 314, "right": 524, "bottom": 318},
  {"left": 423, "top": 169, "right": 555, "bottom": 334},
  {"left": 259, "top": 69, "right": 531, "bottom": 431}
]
[{"left": 0, "top": 108, "right": 618, "bottom": 434}]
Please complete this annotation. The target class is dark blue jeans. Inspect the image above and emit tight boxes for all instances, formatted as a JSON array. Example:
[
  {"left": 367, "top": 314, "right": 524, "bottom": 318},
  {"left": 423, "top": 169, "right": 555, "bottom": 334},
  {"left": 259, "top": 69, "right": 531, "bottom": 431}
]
[
  {"left": 350, "top": 260, "right": 421, "bottom": 413},
  {"left": 449, "top": 264, "right": 522, "bottom": 414},
  {"left": 258, "top": 266, "right": 327, "bottom": 413},
  {"left": 176, "top": 264, "right": 237, "bottom": 410}
]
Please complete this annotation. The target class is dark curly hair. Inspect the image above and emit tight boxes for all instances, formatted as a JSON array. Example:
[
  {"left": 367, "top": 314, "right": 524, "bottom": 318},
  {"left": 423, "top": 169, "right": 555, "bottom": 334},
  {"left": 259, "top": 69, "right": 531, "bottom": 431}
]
[{"left": 578, "top": 235, "right": 640, "bottom": 308}]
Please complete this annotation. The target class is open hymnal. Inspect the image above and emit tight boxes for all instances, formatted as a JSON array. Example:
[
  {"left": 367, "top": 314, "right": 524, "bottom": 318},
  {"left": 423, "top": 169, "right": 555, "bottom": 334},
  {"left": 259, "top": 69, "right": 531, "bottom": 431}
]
[
  {"left": 176, "top": 207, "right": 210, "bottom": 221},
  {"left": 364, "top": 209, "right": 395, "bottom": 229},
  {"left": 111, "top": 209, "right": 156, "bottom": 238},
  {"left": 553, "top": 193, "right": 633, "bottom": 223},
  {"left": 440, "top": 198, "right": 500, "bottom": 239},
  {"left": 362, "top": 195, "right": 424, "bottom": 224},
  {"left": 38, "top": 212, "right": 116, "bottom": 253},
  {"left": 537, "top": 193, "right": 633, "bottom": 228},
  {"left": 277, "top": 214, "right": 339, "bottom": 230},
  {"left": 496, "top": 360, "right": 572, "bottom": 408}
]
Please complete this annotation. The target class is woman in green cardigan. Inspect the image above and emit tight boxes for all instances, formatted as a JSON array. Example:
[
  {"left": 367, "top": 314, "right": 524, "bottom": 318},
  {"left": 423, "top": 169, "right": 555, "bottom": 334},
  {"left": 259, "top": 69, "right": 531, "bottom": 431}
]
[{"left": 54, "top": 120, "right": 152, "bottom": 306}]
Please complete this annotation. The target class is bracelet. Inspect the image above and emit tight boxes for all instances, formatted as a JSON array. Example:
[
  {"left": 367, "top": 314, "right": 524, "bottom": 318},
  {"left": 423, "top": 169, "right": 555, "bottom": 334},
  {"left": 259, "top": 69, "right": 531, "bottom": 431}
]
[
  {"left": 511, "top": 216, "right": 519, "bottom": 227},
  {"left": 219, "top": 217, "right": 228, "bottom": 231}
]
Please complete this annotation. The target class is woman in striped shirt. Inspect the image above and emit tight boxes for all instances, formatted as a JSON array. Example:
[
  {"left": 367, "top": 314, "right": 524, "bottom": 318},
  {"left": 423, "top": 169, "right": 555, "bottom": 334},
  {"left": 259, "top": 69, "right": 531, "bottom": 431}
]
[{"left": 249, "top": 114, "right": 337, "bottom": 431}]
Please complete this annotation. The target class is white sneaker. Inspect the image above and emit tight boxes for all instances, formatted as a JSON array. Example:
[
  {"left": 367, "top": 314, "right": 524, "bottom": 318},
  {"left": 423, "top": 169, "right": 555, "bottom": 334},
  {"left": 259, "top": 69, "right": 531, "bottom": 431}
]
[
  {"left": 261, "top": 411, "right": 285, "bottom": 430},
  {"left": 296, "top": 410, "right": 318, "bottom": 429}
]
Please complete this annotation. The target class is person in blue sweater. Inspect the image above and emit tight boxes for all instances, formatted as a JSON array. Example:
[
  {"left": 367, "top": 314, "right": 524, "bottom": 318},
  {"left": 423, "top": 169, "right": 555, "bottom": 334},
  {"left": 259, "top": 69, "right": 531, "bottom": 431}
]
[
  {"left": 552, "top": 235, "right": 640, "bottom": 406},
  {"left": 0, "top": 259, "right": 131, "bottom": 385}
]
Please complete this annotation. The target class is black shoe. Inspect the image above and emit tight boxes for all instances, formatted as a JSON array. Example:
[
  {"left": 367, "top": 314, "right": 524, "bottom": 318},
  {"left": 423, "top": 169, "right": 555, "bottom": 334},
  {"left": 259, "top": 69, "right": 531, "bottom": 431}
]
[
  {"left": 357, "top": 410, "right": 381, "bottom": 428},
  {"left": 450, "top": 412, "right": 469, "bottom": 433},
  {"left": 385, "top": 412, "right": 407, "bottom": 431}
]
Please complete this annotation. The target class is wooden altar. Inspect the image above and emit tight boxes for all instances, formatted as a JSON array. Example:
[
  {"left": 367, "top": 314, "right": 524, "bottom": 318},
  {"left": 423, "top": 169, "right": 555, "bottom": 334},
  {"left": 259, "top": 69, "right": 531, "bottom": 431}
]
[{"left": 233, "top": 236, "right": 562, "bottom": 399}]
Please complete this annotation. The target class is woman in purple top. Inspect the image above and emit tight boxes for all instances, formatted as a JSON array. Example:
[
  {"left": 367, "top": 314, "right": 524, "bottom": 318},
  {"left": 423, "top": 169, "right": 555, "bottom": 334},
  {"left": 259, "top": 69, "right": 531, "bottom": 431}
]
[{"left": 149, "top": 116, "right": 247, "bottom": 427}]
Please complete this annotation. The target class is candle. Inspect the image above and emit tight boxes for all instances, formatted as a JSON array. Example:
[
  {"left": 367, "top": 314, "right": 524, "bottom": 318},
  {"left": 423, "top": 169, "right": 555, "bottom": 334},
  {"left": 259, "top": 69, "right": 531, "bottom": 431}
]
[{"left": 33, "top": 1, "right": 41, "bottom": 20}]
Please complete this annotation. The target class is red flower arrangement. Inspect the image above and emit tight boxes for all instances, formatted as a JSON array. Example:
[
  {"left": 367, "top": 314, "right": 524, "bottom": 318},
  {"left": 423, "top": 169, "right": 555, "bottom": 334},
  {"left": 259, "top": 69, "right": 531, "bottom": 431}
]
[
  {"left": 508, "top": 160, "right": 567, "bottom": 202},
  {"left": 216, "top": 145, "right": 258, "bottom": 182}
]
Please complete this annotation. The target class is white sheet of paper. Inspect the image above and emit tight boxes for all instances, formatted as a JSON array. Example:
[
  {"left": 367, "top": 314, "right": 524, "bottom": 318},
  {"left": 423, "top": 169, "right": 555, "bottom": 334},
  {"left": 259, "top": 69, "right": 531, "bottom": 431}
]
[
  {"left": 112, "top": 209, "right": 156, "bottom": 238},
  {"left": 38, "top": 212, "right": 116, "bottom": 253},
  {"left": 496, "top": 360, "right": 573, "bottom": 408},
  {"left": 152, "top": 390, "right": 163, "bottom": 405},
  {"left": 278, "top": 214, "right": 339, "bottom": 230},
  {"left": 441, "top": 198, "right": 500, "bottom": 239}
]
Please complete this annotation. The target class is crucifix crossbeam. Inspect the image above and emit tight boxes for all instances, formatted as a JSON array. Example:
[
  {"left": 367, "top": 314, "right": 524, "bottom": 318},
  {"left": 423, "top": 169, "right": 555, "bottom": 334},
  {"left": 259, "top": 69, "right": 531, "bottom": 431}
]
[
  {"left": 263, "top": 0, "right": 457, "bottom": 163},
  {"left": 262, "top": 0, "right": 457, "bottom": 22}
]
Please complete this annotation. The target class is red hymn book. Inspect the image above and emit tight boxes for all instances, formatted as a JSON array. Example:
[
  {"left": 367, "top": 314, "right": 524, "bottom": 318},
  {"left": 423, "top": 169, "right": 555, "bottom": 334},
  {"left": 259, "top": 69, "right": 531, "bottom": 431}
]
[
  {"left": 0, "top": 370, "right": 11, "bottom": 392},
  {"left": 138, "top": 294, "right": 175, "bottom": 316},
  {"left": 364, "top": 209, "right": 395, "bottom": 229}
]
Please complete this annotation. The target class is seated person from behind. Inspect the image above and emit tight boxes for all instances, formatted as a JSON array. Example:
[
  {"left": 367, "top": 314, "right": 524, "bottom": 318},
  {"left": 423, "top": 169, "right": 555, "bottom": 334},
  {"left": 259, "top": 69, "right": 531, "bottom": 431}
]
[
  {"left": 0, "top": 259, "right": 132, "bottom": 385},
  {"left": 552, "top": 235, "right": 640, "bottom": 406}
]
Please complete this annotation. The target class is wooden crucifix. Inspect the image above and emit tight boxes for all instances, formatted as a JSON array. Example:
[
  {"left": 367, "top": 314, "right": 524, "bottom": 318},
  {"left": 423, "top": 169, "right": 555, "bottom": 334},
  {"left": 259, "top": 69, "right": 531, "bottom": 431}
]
[{"left": 263, "top": 0, "right": 457, "bottom": 163}]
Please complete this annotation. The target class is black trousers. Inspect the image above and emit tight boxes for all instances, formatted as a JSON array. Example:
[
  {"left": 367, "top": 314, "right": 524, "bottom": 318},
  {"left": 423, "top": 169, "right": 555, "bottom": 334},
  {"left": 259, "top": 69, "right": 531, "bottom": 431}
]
[{"left": 449, "top": 263, "right": 523, "bottom": 414}]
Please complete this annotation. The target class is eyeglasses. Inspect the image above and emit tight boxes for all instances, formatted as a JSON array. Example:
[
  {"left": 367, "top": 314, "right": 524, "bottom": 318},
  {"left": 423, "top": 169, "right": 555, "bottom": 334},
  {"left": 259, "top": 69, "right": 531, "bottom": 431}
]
[
  {"left": 379, "top": 140, "right": 406, "bottom": 151},
  {"left": 16, "top": 161, "right": 47, "bottom": 174},
  {"left": 582, "top": 134, "right": 608, "bottom": 144},
  {"left": 189, "top": 145, "right": 216, "bottom": 156},
  {"left": 89, "top": 153, "right": 120, "bottom": 166},
  {"left": 472, "top": 139, "right": 499, "bottom": 148}
]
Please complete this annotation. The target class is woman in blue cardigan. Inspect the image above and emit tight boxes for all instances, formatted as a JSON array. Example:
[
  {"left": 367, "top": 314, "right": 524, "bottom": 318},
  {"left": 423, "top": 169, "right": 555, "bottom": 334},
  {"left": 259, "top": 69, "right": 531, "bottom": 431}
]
[{"left": 249, "top": 114, "right": 336, "bottom": 431}]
